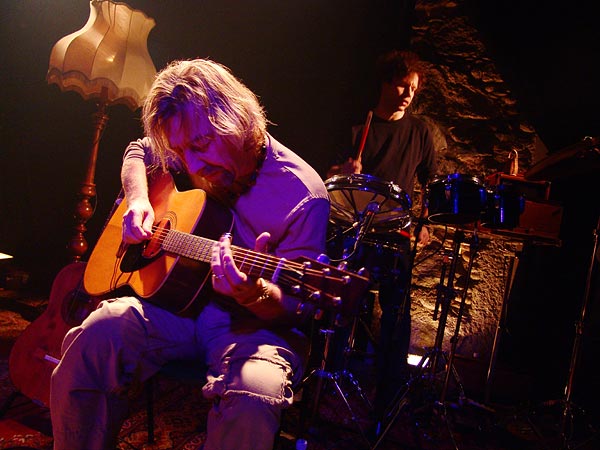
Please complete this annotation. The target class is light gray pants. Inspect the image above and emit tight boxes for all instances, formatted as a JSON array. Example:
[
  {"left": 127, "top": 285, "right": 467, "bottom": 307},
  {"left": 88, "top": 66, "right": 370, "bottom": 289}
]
[{"left": 50, "top": 297, "right": 307, "bottom": 450}]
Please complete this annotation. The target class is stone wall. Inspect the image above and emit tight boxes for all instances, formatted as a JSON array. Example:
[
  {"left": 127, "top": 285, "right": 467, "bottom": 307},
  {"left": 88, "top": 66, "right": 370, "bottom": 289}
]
[{"left": 398, "top": 0, "right": 544, "bottom": 364}]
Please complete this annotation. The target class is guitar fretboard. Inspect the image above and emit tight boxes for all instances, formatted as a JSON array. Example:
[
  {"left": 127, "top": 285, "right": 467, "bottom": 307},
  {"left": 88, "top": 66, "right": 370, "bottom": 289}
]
[{"left": 161, "top": 229, "right": 286, "bottom": 282}]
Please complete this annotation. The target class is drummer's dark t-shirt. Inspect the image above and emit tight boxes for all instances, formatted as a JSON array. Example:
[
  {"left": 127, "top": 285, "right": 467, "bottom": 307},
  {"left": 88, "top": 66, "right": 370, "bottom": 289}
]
[{"left": 350, "top": 114, "right": 437, "bottom": 200}]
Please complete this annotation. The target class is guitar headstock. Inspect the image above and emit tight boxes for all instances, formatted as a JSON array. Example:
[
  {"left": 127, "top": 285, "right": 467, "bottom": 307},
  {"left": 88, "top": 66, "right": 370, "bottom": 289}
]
[{"left": 281, "top": 256, "right": 371, "bottom": 318}]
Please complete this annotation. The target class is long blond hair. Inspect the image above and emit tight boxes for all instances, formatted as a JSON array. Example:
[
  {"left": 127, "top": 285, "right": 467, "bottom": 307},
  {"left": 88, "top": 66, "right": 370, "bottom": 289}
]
[{"left": 142, "top": 58, "right": 267, "bottom": 169}]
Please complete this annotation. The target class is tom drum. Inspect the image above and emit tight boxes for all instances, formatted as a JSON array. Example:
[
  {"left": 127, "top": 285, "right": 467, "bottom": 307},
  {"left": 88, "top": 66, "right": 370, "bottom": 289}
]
[{"left": 427, "top": 173, "right": 487, "bottom": 225}]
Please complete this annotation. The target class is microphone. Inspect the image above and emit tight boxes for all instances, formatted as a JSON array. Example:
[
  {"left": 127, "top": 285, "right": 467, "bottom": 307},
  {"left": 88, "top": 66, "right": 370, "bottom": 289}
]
[{"left": 354, "top": 201, "right": 379, "bottom": 244}]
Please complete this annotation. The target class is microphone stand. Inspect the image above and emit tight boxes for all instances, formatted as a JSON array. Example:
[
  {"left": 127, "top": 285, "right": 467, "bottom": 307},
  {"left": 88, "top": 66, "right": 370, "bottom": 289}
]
[
  {"left": 557, "top": 217, "right": 600, "bottom": 446},
  {"left": 531, "top": 216, "right": 600, "bottom": 449},
  {"left": 371, "top": 218, "right": 431, "bottom": 449}
]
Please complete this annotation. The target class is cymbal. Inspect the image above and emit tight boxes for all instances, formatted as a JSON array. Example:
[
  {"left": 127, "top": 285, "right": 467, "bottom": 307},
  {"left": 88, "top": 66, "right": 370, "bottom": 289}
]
[{"left": 525, "top": 136, "right": 600, "bottom": 181}]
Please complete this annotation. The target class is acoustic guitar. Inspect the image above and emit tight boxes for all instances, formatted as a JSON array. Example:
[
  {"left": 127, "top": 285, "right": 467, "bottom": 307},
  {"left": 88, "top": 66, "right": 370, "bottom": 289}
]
[
  {"left": 8, "top": 261, "right": 102, "bottom": 407},
  {"left": 84, "top": 173, "right": 370, "bottom": 317}
]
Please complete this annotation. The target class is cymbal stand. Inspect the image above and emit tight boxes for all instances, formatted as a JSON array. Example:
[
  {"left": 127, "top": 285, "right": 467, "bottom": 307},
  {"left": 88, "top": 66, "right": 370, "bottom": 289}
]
[{"left": 371, "top": 228, "right": 469, "bottom": 449}]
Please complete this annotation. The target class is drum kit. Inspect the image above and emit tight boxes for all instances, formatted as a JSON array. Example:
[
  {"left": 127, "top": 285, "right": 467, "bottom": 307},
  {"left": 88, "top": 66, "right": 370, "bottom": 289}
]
[
  {"left": 327, "top": 172, "right": 525, "bottom": 251},
  {"left": 321, "top": 170, "right": 528, "bottom": 449},
  {"left": 317, "top": 135, "right": 600, "bottom": 448}
]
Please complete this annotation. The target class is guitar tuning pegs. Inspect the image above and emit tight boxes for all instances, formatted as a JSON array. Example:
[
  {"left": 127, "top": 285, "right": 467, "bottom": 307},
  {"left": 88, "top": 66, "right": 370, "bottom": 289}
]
[
  {"left": 314, "top": 309, "right": 324, "bottom": 320},
  {"left": 357, "top": 267, "right": 368, "bottom": 277},
  {"left": 295, "top": 302, "right": 305, "bottom": 315},
  {"left": 316, "top": 253, "right": 330, "bottom": 264},
  {"left": 337, "top": 261, "right": 348, "bottom": 271}
]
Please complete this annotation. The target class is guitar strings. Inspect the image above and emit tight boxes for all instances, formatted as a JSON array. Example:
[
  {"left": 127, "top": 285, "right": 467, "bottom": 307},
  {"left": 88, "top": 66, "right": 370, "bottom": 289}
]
[{"left": 149, "top": 225, "right": 351, "bottom": 287}]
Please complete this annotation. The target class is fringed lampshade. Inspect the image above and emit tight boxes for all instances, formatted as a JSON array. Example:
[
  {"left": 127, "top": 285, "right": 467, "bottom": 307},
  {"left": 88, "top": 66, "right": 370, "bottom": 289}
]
[{"left": 47, "top": 0, "right": 156, "bottom": 110}]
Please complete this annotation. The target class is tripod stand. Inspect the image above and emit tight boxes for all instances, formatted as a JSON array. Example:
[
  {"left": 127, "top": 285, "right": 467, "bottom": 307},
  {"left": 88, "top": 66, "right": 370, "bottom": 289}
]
[
  {"left": 298, "top": 309, "right": 374, "bottom": 449},
  {"left": 372, "top": 227, "right": 488, "bottom": 449}
]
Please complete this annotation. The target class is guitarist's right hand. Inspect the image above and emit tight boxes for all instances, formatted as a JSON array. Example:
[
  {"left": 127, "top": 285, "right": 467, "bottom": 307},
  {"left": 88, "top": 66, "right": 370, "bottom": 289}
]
[{"left": 122, "top": 197, "right": 155, "bottom": 244}]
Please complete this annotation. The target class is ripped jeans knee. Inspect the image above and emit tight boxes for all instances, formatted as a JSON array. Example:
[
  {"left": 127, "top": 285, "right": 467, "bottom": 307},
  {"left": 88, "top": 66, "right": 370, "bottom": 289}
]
[{"left": 203, "top": 343, "right": 295, "bottom": 408}]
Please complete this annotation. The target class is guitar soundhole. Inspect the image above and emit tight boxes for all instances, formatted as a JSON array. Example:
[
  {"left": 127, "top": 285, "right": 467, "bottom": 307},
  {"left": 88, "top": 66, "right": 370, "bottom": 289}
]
[
  {"left": 143, "top": 216, "right": 173, "bottom": 259},
  {"left": 61, "top": 289, "right": 98, "bottom": 327}
]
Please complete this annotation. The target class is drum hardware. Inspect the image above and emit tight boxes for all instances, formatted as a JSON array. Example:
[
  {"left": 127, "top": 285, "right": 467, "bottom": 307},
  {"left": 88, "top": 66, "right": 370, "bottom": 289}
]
[
  {"left": 436, "top": 230, "right": 491, "bottom": 413},
  {"left": 324, "top": 171, "right": 413, "bottom": 366},
  {"left": 341, "top": 295, "right": 378, "bottom": 362},
  {"left": 291, "top": 248, "right": 373, "bottom": 447},
  {"left": 371, "top": 227, "right": 492, "bottom": 449}
]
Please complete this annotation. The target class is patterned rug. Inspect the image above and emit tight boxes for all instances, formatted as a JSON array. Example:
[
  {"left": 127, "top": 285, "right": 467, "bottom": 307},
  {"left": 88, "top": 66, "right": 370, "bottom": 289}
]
[{"left": 0, "top": 359, "right": 211, "bottom": 450}]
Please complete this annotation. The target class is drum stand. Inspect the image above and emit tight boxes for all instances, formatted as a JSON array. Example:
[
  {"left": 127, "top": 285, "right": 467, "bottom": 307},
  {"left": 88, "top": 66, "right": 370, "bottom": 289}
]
[{"left": 372, "top": 227, "right": 490, "bottom": 449}]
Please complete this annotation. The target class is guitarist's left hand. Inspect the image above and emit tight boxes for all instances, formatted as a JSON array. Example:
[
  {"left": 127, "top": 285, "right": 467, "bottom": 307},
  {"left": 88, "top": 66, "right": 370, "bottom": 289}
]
[{"left": 211, "top": 232, "right": 281, "bottom": 307}]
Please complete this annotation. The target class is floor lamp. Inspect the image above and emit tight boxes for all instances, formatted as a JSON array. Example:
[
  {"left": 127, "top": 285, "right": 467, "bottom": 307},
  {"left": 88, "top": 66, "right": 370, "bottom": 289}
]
[{"left": 47, "top": 0, "right": 157, "bottom": 261}]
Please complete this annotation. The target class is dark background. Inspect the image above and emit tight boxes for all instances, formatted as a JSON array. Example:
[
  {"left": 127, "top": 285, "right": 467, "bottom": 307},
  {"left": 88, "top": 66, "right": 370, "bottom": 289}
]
[
  {"left": 2, "top": 0, "right": 598, "bottom": 289},
  {"left": 0, "top": 0, "right": 599, "bottom": 417}
]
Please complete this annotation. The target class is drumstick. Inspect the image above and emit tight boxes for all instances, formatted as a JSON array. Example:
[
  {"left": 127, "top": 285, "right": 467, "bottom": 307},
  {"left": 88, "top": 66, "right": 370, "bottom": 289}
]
[{"left": 355, "top": 110, "right": 373, "bottom": 162}]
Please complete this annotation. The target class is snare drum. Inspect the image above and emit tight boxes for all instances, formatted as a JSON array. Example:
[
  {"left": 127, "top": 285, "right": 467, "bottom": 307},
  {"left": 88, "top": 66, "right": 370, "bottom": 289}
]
[
  {"left": 325, "top": 173, "right": 412, "bottom": 232},
  {"left": 427, "top": 173, "right": 487, "bottom": 225}
]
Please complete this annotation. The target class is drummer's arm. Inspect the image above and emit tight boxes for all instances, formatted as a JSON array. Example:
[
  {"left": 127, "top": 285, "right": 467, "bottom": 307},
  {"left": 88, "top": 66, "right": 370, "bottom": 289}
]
[
  {"left": 344, "top": 158, "right": 362, "bottom": 174},
  {"left": 416, "top": 190, "right": 431, "bottom": 245},
  {"left": 327, "top": 158, "right": 362, "bottom": 178}
]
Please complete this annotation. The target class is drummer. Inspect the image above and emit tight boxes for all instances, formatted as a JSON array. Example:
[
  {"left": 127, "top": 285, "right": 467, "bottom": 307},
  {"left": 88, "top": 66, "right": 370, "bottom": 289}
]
[{"left": 327, "top": 49, "right": 437, "bottom": 429}]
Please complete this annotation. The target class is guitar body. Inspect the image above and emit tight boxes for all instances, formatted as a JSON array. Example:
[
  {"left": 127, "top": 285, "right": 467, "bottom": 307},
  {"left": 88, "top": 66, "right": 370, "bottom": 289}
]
[
  {"left": 8, "top": 262, "right": 102, "bottom": 407},
  {"left": 84, "top": 174, "right": 234, "bottom": 314}
]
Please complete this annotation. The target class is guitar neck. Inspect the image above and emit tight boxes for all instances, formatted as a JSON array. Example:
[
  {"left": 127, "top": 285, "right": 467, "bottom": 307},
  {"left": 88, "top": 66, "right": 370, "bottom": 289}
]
[{"left": 162, "top": 229, "right": 281, "bottom": 281}]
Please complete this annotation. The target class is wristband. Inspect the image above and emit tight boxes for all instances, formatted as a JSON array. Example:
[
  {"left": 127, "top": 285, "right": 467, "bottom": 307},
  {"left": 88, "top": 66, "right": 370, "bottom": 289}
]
[{"left": 238, "top": 278, "right": 271, "bottom": 307}]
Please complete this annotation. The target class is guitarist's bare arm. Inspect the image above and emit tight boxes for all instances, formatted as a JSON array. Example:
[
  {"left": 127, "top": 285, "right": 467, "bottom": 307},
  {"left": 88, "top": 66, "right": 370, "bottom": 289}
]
[{"left": 121, "top": 148, "right": 156, "bottom": 244}]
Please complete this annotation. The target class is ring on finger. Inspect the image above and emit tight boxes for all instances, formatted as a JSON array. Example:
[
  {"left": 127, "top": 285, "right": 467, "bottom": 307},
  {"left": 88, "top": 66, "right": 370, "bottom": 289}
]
[{"left": 212, "top": 273, "right": 224, "bottom": 280}]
